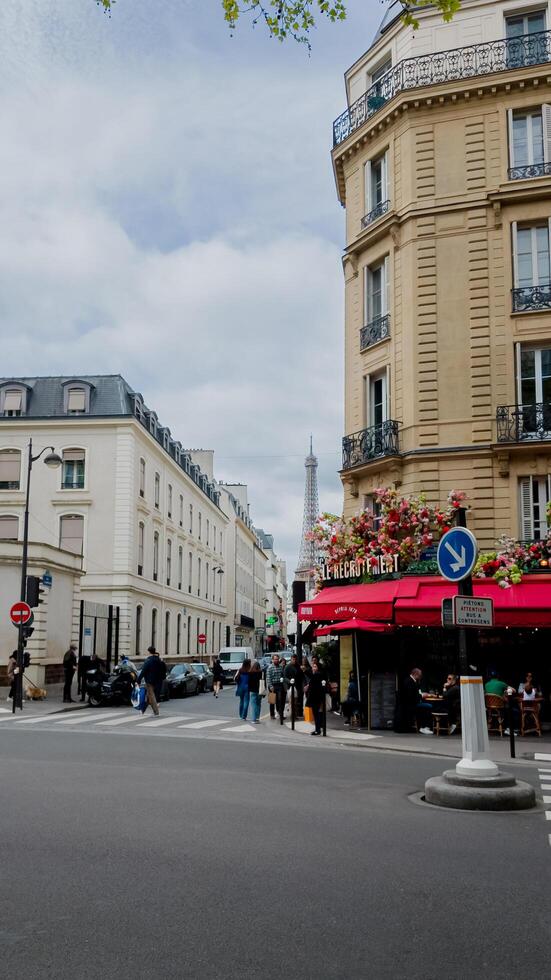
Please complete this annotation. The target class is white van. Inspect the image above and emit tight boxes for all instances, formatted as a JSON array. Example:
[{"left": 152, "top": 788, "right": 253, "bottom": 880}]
[{"left": 218, "top": 647, "right": 254, "bottom": 682}]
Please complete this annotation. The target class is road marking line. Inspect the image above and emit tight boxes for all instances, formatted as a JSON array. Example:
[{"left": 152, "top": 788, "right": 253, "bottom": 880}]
[
  {"left": 540, "top": 785, "right": 551, "bottom": 791},
  {"left": 55, "top": 711, "right": 122, "bottom": 725},
  {"left": 545, "top": 811, "right": 551, "bottom": 820},
  {"left": 548, "top": 835, "right": 551, "bottom": 846},
  {"left": 95, "top": 715, "right": 151, "bottom": 727},
  {"left": 177, "top": 719, "right": 226, "bottom": 729},
  {"left": 538, "top": 769, "right": 551, "bottom": 774},
  {"left": 15, "top": 715, "right": 64, "bottom": 724},
  {"left": 329, "top": 731, "right": 381, "bottom": 741},
  {"left": 535, "top": 753, "right": 551, "bottom": 761},
  {"left": 0, "top": 708, "right": 12, "bottom": 714},
  {"left": 136, "top": 715, "right": 190, "bottom": 728},
  {"left": 220, "top": 724, "right": 255, "bottom": 733},
  {"left": 543, "top": 796, "right": 551, "bottom": 804}
]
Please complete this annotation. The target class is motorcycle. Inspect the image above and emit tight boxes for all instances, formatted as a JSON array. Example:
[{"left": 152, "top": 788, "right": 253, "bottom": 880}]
[{"left": 86, "top": 661, "right": 138, "bottom": 707}]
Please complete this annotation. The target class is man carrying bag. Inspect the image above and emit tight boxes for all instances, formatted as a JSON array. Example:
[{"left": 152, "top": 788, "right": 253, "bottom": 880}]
[{"left": 266, "top": 654, "right": 285, "bottom": 722}]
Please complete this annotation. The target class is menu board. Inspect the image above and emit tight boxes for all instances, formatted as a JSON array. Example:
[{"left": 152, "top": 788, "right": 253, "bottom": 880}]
[{"left": 369, "top": 672, "right": 397, "bottom": 730}]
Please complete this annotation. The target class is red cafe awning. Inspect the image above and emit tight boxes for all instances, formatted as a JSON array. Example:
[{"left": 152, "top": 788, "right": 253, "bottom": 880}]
[
  {"left": 314, "top": 618, "right": 394, "bottom": 637},
  {"left": 394, "top": 575, "right": 551, "bottom": 629},
  {"left": 298, "top": 581, "right": 403, "bottom": 623}
]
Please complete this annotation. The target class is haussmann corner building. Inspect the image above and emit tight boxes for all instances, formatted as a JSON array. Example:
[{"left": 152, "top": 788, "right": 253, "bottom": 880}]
[{"left": 297, "top": 0, "right": 551, "bottom": 728}]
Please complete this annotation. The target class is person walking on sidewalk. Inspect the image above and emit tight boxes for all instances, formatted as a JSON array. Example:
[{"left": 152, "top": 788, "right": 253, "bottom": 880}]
[
  {"left": 235, "top": 658, "right": 251, "bottom": 720},
  {"left": 7, "top": 651, "right": 18, "bottom": 702},
  {"left": 305, "top": 661, "right": 325, "bottom": 736},
  {"left": 212, "top": 657, "right": 224, "bottom": 698},
  {"left": 266, "top": 653, "right": 285, "bottom": 721},
  {"left": 137, "top": 646, "right": 167, "bottom": 716},
  {"left": 248, "top": 660, "right": 264, "bottom": 724},
  {"left": 284, "top": 653, "right": 304, "bottom": 718},
  {"left": 62, "top": 644, "right": 77, "bottom": 703}
]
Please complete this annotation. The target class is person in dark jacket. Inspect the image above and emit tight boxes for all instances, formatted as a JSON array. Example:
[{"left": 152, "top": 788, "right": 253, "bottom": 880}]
[
  {"left": 341, "top": 671, "right": 360, "bottom": 726},
  {"left": 284, "top": 654, "right": 304, "bottom": 717},
  {"left": 212, "top": 657, "right": 224, "bottom": 698},
  {"left": 235, "top": 658, "right": 251, "bottom": 720},
  {"left": 248, "top": 660, "right": 263, "bottom": 723},
  {"left": 7, "top": 651, "right": 18, "bottom": 702},
  {"left": 63, "top": 644, "right": 77, "bottom": 703},
  {"left": 137, "top": 646, "right": 167, "bottom": 716},
  {"left": 305, "top": 661, "right": 326, "bottom": 735},
  {"left": 394, "top": 668, "right": 423, "bottom": 733}
]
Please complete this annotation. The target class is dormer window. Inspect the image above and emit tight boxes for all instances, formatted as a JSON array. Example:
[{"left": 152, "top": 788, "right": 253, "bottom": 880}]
[
  {"left": 1, "top": 387, "right": 25, "bottom": 417},
  {"left": 149, "top": 413, "right": 158, "bottom": 437}
]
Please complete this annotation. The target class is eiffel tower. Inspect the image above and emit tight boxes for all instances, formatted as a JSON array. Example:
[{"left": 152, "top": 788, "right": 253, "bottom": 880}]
[{"left": 295, "top": 437, "right": 320, "bottom": 589}]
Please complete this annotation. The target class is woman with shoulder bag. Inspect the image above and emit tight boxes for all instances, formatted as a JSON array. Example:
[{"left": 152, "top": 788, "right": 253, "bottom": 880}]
[
  {"left": 235, "top": 658, "right": 251, "bottom": 720},
  {"left": 248, "top": 661, "right": 265, "bottom": 724}
]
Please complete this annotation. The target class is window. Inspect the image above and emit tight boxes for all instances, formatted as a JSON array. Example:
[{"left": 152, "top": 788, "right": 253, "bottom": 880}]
[
  {"left": 135, "top": 606, "right": 142, "bottom": 657},
  {"left": 189, "top": 503, "right": 193, "bottom": 534},
  {"left": 197, "top": 557, "right": 201, "bottom": 596},
  {"left": 66, "top": 388, "right": 87, "bottom": 414},
  {"left": 206, "top": 562, "right": 209, "bottom": 599},
  {"left": 168, "top": 484, "right": 173, "bottom": 519},
  {"left": 0, "top": 514, "right": 18, "bottom": 539},
  {"left": 519, "top": 346, "right": 551, "bottom": 406},
  {"left": 198, "top": 512, "right": 202, "bottom": 540},
  {"left": 154, "top": 473, "right": 160, "bottom": 509},
  {"left": 179, "top": 494, "right": 184, "bottom": 527},
  {"left": 364, "top": 257, "right": 389, "bottom": 326},
  {"left": 59, "top": 514, "right": 84, "bottom": 555},
  {"left": 0, "top": 449, "right": 21, "bottom": 490},
  {"left": 1, "top": 388, "right": 25, "bottom": 416},
  {"left": 61, "top": 449, "right": 85, "bottom": 490},
  {"left": 187, "top": 615, "right": 191, "bottom": 655},
  {"left": 513, "top": 224, "right": 550, "bottom": 286},
  {"left": 139, "top": 458, "right": 146, "bottom": 498},
  {"left": 166, "top": 538, "right": 172, "bottom": 586},
  {"left": 519, "top": 475, "right": 550, "bottom": 540},
  {"left": 213, "top": 525, "right": 216, "bottom": 552},
  {"left": 178, "top": 546, "right": 183, "bottom": 590},
  {"left": 506, "top": 11, "right": 547, "bottom": 68},
  {"left": 364, "top": 494, "right": 383, "bottom": 530},
  {"left": 220, "top": 531, "right": 223, "bottom": 555},
  {"left": 153, "top": 531, "right": 159, "bottom": 581},
  {"left": 177, "top": 613, "right": 182, "bottom": 655},
  {"left": 165, "top": 611, "right": 171, "bottom": 655},
  {"left": 138, "top": 522, "right": 144, "bottom": 575},
  {"left": 364, "top": 152, "right": 389, "bottom": 221},
  {"left": 196, "top": 617, "right": 200, "bottom": 653},
  {"left": 188, "top": 551, "right": 193, "bottom": 593},
  {"left": 206, "top": 519, "right": 210, "bottom": 547},
  {"left": 151, "top": 608, "right": 158, "bottom": 648},
  {"left": 508, "top": 108, "right": 548, "bottom": 170},
  {"left": 218, "top": 622, "right": 222, "bottom": 651},
  {"left": 368, "top": 372, "right": 388, "bottom": 429},
  {"left": 213, "top": 566, "right": 216, "bottom": 599}
]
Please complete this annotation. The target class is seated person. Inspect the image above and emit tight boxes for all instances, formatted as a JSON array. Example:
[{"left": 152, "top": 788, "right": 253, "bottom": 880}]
[
  {"left": 518, "top": 672, "right": 540, "bottom": 700},
  {"left": 341, "top": 671, "right": 360, "bottom": 725},
  {"left": 394, "top": 667, "right": 423, "bottom": 733},
  {"left": 442, "top": 674, "right": 460, "bottom": 733},
  {"left": 484, "top": 671, "right": 509, "bottom": 699}
]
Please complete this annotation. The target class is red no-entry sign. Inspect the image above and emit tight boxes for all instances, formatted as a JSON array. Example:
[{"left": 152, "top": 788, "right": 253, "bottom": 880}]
[
  {"left": 10, "top": 601, "right": 32, "bottom": 626},
  {"left": 198, "top": 633, "right": 206, "bottom": 644}
]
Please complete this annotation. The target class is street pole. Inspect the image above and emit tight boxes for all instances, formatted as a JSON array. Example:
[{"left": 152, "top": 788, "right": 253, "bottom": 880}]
[
  {"left": 456, "top": 507, "right": 473, "bottom": 675},
  {"left": 296, "top": 617, "right": 303, "bottom": 667},
  {"left": 13, "top": 439, "right": 33, "bottom": 713}
]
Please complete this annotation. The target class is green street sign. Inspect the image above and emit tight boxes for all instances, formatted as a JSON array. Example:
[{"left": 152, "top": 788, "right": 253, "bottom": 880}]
[{"left": 266, "top": 615, "right": 278, "bottom": 626}]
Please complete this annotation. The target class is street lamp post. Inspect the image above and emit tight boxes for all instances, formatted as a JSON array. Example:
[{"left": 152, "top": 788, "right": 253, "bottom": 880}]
[{"left": 13, "top": 440, "right": 62, "bottom": 713}]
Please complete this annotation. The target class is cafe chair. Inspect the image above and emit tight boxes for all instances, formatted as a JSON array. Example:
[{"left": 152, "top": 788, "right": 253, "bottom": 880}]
[
  {"left": 485, "top": 694, "right": 505, "bottom": 736},
  {"left": 520, "top": 700, "right": 542, "bottom": 737},
  {"left": 431, "top": 713, "right": 450, "bottom": 737}
]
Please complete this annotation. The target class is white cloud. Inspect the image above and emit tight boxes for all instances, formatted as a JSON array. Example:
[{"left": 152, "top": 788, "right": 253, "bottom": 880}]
[{"left": 0, "top": 0, "right": 379, "bottom": 573}]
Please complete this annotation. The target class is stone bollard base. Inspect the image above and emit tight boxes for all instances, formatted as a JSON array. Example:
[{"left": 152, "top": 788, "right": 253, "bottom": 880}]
[{"left": 425, "top": 769, "right": 536, "bottom": 811}]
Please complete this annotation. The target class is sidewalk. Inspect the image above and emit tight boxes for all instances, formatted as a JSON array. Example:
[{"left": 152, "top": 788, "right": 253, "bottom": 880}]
[
  {"left": 0, "top": 684, "right": 88, "bottom": 717},
  {"left": 285, "top": 710, "right": 551, "bottom": 766}
]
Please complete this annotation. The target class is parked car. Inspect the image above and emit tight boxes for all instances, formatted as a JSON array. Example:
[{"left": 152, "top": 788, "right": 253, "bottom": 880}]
[
  {"left": 191, "top": 663, "right": 214, "bottom": 692},
  {"left": 218, "top": 647, "right": 254, "bottom": 683},
  {"left": 166, "top": 664, "right": 200, "bottom": 698}
]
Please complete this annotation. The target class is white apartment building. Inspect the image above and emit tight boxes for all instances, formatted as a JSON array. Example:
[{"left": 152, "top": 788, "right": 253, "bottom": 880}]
[
  {"left": 257, "top": 529, "right": 288, "bottom": 652},
  {"left": 0, "top": 375, "right": 228, "bottom": 667},
  {"left": 218, "top": 483, "right": 268, "bottom": 655}
]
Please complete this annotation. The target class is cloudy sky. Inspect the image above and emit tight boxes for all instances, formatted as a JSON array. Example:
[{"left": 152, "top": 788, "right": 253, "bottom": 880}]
[{"left": 0, "top": 0, "right": 382, "bottom": 575}]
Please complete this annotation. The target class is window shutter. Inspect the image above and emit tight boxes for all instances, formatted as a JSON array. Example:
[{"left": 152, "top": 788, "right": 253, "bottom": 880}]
[
  {"left": 515, "top": 342, "right": 522, "bottom": 405},
  {"left": 60, "top": 515, "right": 84, "bottom": 555},
  {"left": 383, "top": 255, "right": 390, "bottom": 315},
  {"left": 0, "top": 450, "right": 21, "bottom": 483},
  {"left": 364, "top": 266, "right": 370, "bottom": 324},
  {"left": 364, "top": 374, "right": 371, "bottom": 427},
  {"left": 67, "top": 389, "right": 86, "bottom": 412},
  {"left": 3, "top": 390, "right": 22, "bottom": 412},
  {"left": 511, "top": 221, "right": 519, "bottom": 287},
  {"left": 519, "top": 477, "right": 534, "bottom": 539},
  {"left": 385, "top": 365, "right": 391, "bottom": 421},
  {"left": 62, "top": 449, "right": 84, "bottom": 462},
  {"left": 383, "top": 150, "right": 389, "bottom": 202},
  {"left": 542, "top": 104, "right": 551, "bottom": 163},
  {"left": 364, "top": 160, "right": 372, "bottom": 214},
  {"left": 0, "top": 515, "right": 19, "bottom": 539},
  {"left": 507, "top": 109, "right": 515, "bottom": 167}
]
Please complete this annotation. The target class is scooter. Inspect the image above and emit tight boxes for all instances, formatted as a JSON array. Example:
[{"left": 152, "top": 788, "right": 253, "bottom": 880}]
[{"left": 86, "top": 662, "right": 138, "bottom": 707}]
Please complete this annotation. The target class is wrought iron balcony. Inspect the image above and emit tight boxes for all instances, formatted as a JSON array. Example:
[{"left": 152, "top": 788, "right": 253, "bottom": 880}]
[
  {"left": 512, "top": 283, "right": 551, "bottom": 312},
  {"left": 342, "top": 420, "right": 400, "bottom": 470},
  {"left": 361, "top": 199, "right": 391, "bottom": 229},
  {"left": 333, "top": 29, "right": 551, "bottom": 146},
  {"left": 360, "top": 313, "right": 390, "bottom": 351},
  {"left": 496, "top": 403, "right": 551, "bottom": 442},
  {"left": 508, "top": 161, "right": 551, "bottom": 180}
]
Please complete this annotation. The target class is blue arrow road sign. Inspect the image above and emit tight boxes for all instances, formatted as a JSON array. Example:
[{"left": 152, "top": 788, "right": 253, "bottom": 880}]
[{"left": 437, "top": 527, "right": 478, "bottom": 582}]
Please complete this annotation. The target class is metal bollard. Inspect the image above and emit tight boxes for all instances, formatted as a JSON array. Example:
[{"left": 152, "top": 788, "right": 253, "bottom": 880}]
[
  {"left": 290, "top": 679, "right": 295, "bottom": 731},
  {"left": 322, "top": 679, "right": 327, "bottom": 737},
  {"left": 507, "top": 695, "right": 516, "bottom": 759}
]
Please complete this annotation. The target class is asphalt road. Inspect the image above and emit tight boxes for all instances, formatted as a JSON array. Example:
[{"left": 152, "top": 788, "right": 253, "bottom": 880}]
[{"left": 0, "top": 725, "right": 549, "bottom": 980}]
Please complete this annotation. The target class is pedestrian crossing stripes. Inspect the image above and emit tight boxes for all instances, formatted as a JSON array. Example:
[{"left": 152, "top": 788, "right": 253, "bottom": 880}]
[{"left": 1, "top": 710, "right": 263, "bottom": 739}]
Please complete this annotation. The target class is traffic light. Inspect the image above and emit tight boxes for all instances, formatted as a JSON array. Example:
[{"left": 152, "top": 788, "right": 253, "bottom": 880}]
[
  {"left": 22, "top": 625, "right": 34, "bottom": 648},
  {"left": 26, "top": 576, "right": 45, "bottom": 607},
  {"left": 23, "top": 651, "right": 31, "bottom": 668}
]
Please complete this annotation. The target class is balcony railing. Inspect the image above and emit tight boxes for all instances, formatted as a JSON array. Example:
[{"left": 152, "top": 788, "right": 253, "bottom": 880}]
[
  {"left": 361, "top": 199, "right": 391, "bottom": 228},
  {"left": 342, "top": 420, "right": 400, "bottom": 469},
  {"left": 61, "top": 479, "right": 85, "bottom": 490},
  {"left": 360, "top": 313, "right": 390, "bottom": 351},
  {"left": 508, "top": 161, "right": 551, "bottom": 180},
  {"left": 512, "top": 283, "right": 551, "bottom": 312},
  {"left": 333, "top": 29, "right": 551, "bottom": 146},
  {"left": 496, "top": 403, "right": 551, "bottom": 442}
]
